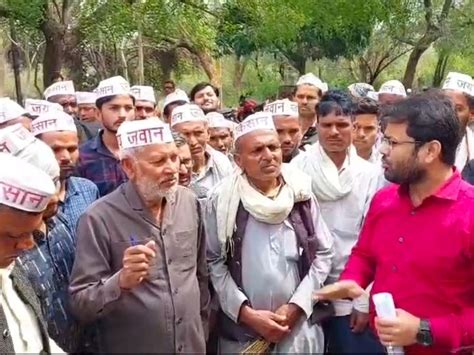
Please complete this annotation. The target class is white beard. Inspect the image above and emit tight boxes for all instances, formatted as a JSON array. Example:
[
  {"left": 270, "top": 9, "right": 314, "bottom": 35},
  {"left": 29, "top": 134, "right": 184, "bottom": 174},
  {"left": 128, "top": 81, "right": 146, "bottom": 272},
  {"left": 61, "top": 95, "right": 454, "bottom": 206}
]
[{"left": 136, "top": 177, "right": 177, "bottom": 205}]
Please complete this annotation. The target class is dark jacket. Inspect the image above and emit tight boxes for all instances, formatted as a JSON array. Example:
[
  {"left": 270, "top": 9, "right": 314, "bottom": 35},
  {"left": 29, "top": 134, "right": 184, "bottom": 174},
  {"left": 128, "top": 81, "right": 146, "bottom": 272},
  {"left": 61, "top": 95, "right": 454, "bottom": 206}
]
[{"left": 0, "top": 267, "right": 51, "bottom": 354}]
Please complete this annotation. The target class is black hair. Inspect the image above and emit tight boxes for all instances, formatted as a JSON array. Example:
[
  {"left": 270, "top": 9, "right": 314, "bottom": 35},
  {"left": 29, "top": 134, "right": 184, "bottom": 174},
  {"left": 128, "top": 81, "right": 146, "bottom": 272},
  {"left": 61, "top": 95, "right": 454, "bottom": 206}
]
[
  {"left": 164, "top": 80, "right": 175, "bottom": 87},
  {"left": 163, "top": 100, "right": 187, "bottom": 117},
  {"left": 380, "top": 91, "right": 461, "bottom": 166},
  {"left": 353, "top": 97, "right": 379, "bottom": 115},
  {"left": 96, "top": 95, "right": 135, "bottom": 110},
  {"left": 316, "top": 90, "right": 353, "bottom": 119},
  {"left": 189, "top": 82, "right": 220, "bottom": 101}
]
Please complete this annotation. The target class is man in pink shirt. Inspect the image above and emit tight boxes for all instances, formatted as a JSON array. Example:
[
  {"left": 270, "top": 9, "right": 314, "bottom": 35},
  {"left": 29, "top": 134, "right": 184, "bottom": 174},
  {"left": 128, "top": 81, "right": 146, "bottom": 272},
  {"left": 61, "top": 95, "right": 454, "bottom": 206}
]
[{"left": 315, "top": 91, "right": 474, "bottom": 354}]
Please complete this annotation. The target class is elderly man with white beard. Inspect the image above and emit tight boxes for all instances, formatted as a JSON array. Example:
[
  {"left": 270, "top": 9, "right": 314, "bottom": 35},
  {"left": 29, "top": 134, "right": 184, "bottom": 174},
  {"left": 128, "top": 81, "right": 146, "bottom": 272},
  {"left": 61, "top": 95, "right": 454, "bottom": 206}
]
[
  {"left": 69, "top": 119, "right": 210, "bottom": 353},
  {"left": 206, "top": 112, "right": 334, "bottom": 353}
]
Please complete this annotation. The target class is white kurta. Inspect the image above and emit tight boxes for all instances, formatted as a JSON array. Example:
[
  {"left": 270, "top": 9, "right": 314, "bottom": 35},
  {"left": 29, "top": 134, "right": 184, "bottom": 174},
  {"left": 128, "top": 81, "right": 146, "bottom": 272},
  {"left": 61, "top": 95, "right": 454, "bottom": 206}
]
[
  {"left": 0, "top": 266, "right": 64, "bottom": 354},
  {"left": 455, "top": 126, "right": 474, "bottom": 172},
  {"left": 293, "top": 149, "right": 381, "bottom": 316},
  {"left": 206, "top": 196, "right": 334, "bottom": 353}
]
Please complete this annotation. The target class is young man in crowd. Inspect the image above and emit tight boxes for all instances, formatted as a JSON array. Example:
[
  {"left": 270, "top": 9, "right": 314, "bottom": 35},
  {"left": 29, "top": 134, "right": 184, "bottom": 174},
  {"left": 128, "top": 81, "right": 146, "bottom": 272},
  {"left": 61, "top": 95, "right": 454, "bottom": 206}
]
[
  {"left": 162, "top": 89, "right": 190, "bottom": 124},
  {"left": 265, "top": 98, "right": 302, "bottom": 162},
  {"left": 190, "top": 82, "right": 220, "bottom": 114},
  {"left": 293, "top": 73, "right": 328, "bottom": 148},
  {"left": 69, "top": 119, "right": 209, "bottom": 353},
  {"left": 316, "top": 92, "right": 474, "bottom": 355},
  {"left": 352, "top": 97, "right": 381, "bottom": 164},
  {"left": 77, "top": 76, "right": 135, "bottom": 196},
  {"left": 292, "top": 91, "right": 383, "bottom": 353}
]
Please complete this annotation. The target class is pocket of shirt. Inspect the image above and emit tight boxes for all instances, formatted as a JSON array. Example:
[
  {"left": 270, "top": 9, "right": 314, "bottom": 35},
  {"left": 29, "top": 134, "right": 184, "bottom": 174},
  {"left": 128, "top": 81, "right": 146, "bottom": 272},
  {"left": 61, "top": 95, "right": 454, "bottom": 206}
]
[{"left": 174, "top": 229, "right": 197, "bottom": 259}]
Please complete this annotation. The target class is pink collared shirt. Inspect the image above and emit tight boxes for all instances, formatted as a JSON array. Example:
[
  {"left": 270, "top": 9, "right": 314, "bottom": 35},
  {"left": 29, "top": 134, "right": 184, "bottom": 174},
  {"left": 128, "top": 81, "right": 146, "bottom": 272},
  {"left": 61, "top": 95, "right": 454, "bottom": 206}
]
[{"left": 341, "top": 170, "right": 474, "bottom": 354}]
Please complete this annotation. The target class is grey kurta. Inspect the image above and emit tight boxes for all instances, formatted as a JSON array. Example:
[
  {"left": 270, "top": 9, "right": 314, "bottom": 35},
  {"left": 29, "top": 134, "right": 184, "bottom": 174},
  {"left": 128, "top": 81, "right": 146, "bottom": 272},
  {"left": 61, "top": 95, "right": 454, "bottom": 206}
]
[
  {"left": 69, "top": 182, "right": 209, "bottom": 353},
  {"left": 206, "top": 194, "right": 334, "bottom": 353}
]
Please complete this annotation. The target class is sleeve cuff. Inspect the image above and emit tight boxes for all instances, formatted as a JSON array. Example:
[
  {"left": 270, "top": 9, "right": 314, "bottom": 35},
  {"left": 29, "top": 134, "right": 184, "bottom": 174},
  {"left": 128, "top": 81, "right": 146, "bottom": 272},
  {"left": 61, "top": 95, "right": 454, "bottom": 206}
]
[
  {"left": 289, "top": 289, "right": 313, "bottom": 320},
  {"left": 101, "top": 271, "right": 123, "bottom": 306},
  {"left": 222, "top": 289, "right": 248, "bottom": 323}
]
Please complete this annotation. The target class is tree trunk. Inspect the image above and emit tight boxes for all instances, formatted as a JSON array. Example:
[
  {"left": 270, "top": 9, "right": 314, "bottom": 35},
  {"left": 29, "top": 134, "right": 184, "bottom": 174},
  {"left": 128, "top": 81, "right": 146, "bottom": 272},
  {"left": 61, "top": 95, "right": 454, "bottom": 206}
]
[
  {"left": 40, "top": 18, "right": 65, "bottom": 88},
  {"left": 432, "top": 50, "right": 450, "bottom": 87},
  {"left": 137, "top": 30, "right": 144, "bottom": 84},
  {"left": 10, "top": 19, "right": 23, "bottom": 103},
  {"left": 233, "top": 56, "right": 247, "bottom": 94}
]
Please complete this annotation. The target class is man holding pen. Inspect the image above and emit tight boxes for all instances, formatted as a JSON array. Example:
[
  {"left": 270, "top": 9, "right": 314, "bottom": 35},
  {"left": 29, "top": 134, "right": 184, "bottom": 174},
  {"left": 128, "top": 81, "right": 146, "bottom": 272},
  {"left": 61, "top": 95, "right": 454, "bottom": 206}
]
[{"left": 69, "top": 119, "right": 209, "bottom": 353}]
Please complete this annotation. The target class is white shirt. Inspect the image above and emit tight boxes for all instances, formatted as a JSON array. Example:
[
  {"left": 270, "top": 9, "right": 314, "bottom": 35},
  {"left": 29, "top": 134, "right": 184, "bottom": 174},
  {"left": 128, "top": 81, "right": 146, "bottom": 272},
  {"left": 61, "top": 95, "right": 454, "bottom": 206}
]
[
  {"left": 294, "top": 152, "right": 380, "bottom": 316},
  {"left": 455, "top": 126, "right": 474, "bottom": 172},
  {"left": 0, "top": 266, "right": 64, "bottom": 354}
]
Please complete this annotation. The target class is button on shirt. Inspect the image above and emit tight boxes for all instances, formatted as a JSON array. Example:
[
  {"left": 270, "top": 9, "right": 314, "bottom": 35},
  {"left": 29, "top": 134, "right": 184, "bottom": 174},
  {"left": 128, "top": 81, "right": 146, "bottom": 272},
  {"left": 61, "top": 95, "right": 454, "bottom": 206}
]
[
  {"left": 341, "top": 170, "right": 474, "bottom": 354},
  {"left": 77, "top": 131, "right": 127, "bottom": 196},
  {"left": 16, "top": 214, "right": 80, "bottom": 353},
  {"left": 59, "top": 176, "right": 100, "bottom": 232}
]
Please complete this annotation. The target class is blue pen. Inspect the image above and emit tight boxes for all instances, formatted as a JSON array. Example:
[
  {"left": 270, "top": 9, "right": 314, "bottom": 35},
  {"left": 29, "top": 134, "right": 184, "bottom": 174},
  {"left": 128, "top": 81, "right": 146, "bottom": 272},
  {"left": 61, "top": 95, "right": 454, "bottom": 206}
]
[{"left": 129, "top": 235, "right": 137, "bottom": 246}]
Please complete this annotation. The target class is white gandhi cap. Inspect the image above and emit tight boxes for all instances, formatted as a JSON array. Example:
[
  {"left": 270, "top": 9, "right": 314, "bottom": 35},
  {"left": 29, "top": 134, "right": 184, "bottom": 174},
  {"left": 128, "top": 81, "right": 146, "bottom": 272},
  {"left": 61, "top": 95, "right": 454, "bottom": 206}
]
[
  {"left": 0, "top": 98, "right": 28, "bottom": 124},
  {"left": 206, "top": 112, "right": 236, "bottom": 130},
  {"left": 24, "top": 99, "right": 63, "bottom": 117},
  {"left": 130, "top": 85, "right": 156, "bottom": 104},
  {"left": 0, "top": 152, "right": 56, "bottom": 212},
  {"left": 76, "top": 92, "right": 97, "bottom": 105},
  {"left": 0, "top": 124, "right": 36, "bottom": 155},
  {"left": 264, "top": 99, "right": 299, "bottom": 117},
  {"left": 163, "top": 89, "right": 190, "bottom": 113},
  {"left": 442, "top": 72, "right": 474, "bottom": 96},
  {"left": 234, "top": 112, "right": 276, "bottom": 141},
  {"left": 43, "top": 80, "right": 75, "bottom": 100},
  {"left": 117, "top": 119, "right": 173, "bottom": 153},
  {"left": 170, "top": 104, "right": 207, "bottom": 128},
  {"left": 31, "top": 111, "right": 77, "bottom": 136},
  {"left": 379, "top": 80, "right": 407, "bottom": 97},
  {"left": 94, "top": 76, "right": 132, "bottom": 101},
  {"left": 296, "top": 73, "right": 328, "bottom": 93}
]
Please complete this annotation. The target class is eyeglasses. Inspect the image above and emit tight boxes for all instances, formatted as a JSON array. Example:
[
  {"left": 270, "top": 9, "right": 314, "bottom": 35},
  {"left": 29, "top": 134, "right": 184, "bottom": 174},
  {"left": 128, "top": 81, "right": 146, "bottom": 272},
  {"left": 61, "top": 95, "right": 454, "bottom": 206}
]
[{"left": 381, "top": 137, "right": 425, "bottom": 150}]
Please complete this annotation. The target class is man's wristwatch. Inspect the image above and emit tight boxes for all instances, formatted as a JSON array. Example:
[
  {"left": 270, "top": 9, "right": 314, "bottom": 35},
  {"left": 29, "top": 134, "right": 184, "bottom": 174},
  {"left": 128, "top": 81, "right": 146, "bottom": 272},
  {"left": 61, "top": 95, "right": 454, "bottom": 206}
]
[{"left": 416, "top": 319, "right": 433, "bottom": 346}]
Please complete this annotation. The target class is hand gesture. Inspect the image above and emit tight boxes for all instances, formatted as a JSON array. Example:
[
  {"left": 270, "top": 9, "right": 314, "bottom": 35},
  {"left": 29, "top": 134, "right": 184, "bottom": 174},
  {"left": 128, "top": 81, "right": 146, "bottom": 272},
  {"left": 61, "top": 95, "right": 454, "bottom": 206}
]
[
  {"left": 274, "top": 303, "right": 304, "bottom": 329},
  {"left": 119, "top": 241, "right": 156, "bottom": 290},
  {"left": 313, "top": 280, "right": 365, "bottom": 301},
  {"left": 239, "top": 305, "right": 290, "bottom": 343},
  {"left": 375, "top": 308, "right": 420, "bottom": 347}
]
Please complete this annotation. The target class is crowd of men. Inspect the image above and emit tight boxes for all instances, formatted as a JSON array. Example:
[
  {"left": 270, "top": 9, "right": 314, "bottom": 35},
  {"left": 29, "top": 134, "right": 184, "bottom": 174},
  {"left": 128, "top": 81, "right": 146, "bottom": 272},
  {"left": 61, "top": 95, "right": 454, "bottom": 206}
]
[{"left": 0, "top": 69, "right": 473, "bottom": 355}]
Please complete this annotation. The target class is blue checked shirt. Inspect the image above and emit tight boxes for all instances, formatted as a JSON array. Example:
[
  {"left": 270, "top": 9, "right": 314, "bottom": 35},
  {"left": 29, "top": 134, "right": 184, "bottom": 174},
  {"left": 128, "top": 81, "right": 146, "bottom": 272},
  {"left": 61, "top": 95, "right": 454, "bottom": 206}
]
[
  {"left": 77, "top": 131, "right": 128, "bottom": 196},
  {"left": 16, "top": 213, "right": 81, "bottom": 353},
  {"left": 59, "top": 176, "right": 100, "bottom": 232}
]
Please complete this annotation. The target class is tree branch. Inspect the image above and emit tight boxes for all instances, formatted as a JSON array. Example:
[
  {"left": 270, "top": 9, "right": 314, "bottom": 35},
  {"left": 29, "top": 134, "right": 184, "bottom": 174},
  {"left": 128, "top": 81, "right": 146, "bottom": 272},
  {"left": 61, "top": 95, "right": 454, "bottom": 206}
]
[
  {"left": 423, "top": 0, "right": 434, "bottom": 25},
  {"left": 439, "top": 0, "right": 453, "bottom": 21}
]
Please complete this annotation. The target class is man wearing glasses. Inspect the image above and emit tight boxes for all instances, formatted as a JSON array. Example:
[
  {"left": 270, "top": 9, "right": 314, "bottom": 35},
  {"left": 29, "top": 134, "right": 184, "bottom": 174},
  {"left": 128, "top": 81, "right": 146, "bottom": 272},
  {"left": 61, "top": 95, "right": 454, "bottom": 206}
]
[{"left": 316, "top": 92, "right": 474, "bottom": 355}]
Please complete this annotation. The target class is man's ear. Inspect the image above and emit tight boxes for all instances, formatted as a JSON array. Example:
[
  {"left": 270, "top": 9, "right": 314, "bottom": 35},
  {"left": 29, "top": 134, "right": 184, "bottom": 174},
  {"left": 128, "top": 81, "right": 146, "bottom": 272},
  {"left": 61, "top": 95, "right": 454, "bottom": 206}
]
[{"left": 121, "top": 157, "right": 136, "bottom": 180}]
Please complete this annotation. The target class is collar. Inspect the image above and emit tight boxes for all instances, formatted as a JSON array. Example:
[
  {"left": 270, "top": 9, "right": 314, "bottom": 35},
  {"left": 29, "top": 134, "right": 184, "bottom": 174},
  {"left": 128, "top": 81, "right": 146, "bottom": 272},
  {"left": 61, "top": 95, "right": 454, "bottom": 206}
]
[
  {"left": 398, "top": 168, "right": 462, "bottom": 202},
  {"left": 193, "top": 146, "right": 214, "bottom": 179},
  {"left": 64, "top": 177, "right": 80, "bottom": 200}
]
